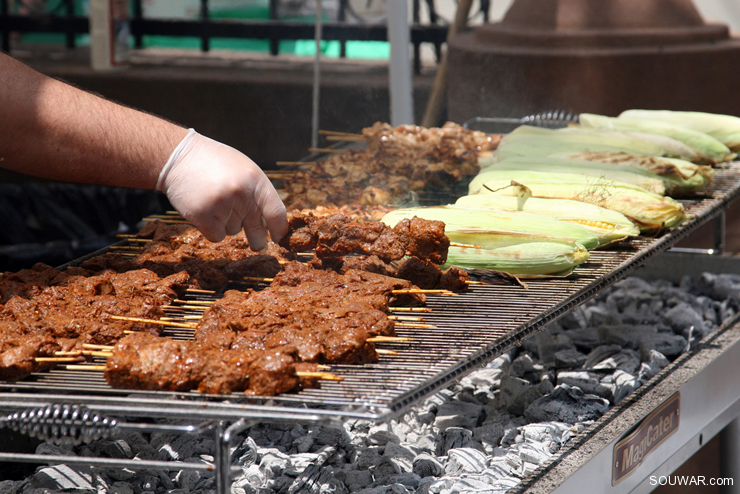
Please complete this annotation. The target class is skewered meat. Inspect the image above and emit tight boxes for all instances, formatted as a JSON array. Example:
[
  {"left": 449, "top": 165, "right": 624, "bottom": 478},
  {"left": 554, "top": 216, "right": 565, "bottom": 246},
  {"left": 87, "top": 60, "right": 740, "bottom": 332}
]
[
  {"left": 104, "top": 332, "right": 318, "bottom": 395},
  {"left": 282, "top": 122, "right": 500, "bottom": 210},
  {"left": 396, "top": 257, "right": 470, "bottom": 291},
  {"left": 279, "top": 212, "right": 449, "bottom": 265}
]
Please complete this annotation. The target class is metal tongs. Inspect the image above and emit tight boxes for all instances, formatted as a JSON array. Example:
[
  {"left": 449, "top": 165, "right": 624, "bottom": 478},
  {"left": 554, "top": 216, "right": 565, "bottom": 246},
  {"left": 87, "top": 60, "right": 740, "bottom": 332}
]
[{"left": 463, "top": 109, "right": 579, "bottom": 133}]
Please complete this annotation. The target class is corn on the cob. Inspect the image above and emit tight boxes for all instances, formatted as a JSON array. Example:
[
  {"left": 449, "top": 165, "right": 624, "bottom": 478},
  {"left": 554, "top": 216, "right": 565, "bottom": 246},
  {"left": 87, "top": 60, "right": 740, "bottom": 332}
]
[
  {"left": 454, "top": 194, "right": 639, "bottom": 246},
  {"left": 443, "top": 242, "right": 590, "bottom": 277},
  {"left": 471, "top": 171, "right": 685, "bottom": 230},
  {"left": 619, "top": 109, "right": 740, "bottom": 152},
  {"left": 490, "top": 125, "right": 697, "bottom": 165},
  {"left": 381, "top": 205, "right": 600, "bottom": 251},
  {"left": 557, "top": 151, "right": 714, "bottom": 192},
  {"left": 473, "top": 156, "right": 671, "bottom": 195},
  {"left": 578, "top": 113, "right": 734, "bottom": 165}
]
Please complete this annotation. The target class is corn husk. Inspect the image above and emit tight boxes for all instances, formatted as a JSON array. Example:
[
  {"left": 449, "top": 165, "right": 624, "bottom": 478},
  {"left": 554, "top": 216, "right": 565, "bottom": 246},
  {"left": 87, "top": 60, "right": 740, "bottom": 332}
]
[
  {"left": 472, "top": 171, "right": 685, "bottom": 230},
  {"left": 619, "top": 109, "right": 740, "bottom": 152},
  {"left": 578, "top": 113, "right": 734, "bottom": 164},
  {"left": 381, "top": 206, "right": 600, "bottom": 251},
  {"left": 454, "top": 194, "right": 639, "bottom": 246},
  {"left": 472, "top": 156, "right": 671, "bottom": 195},
  {"left": 490, "top": 125, "right": 698, "bottom": 165},
  {"left": 556, "top": 151, "right": 714, "bottom": 192},
  {"left": 442, "top": 242, "right": 590, "bottom": 277}
]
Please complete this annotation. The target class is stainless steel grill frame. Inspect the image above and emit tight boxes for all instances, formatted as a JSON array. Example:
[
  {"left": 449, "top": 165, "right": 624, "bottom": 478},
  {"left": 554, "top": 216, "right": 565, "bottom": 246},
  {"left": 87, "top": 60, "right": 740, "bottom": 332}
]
[{"left": 0, "top": 165, "right": 739, "bottom": 427}]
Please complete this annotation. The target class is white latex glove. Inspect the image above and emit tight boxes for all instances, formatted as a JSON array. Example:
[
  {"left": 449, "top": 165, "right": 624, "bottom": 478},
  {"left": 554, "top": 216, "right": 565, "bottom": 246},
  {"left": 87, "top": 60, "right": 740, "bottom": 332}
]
[{"left": 157, "top": 129, "right": 287, "bottom": 249}]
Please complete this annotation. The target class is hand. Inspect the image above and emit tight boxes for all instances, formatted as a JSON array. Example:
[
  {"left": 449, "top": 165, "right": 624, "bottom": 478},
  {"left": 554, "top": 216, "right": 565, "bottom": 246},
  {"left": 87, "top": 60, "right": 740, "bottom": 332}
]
[{"left": 157, "top": 129, "right": 288, "bottom": 249}]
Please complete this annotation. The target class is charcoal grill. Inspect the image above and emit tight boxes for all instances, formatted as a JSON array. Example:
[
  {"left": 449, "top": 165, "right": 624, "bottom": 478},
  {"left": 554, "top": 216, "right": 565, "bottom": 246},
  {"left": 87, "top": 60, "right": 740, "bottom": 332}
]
[{"left": 2, "top": 163, "right": 740, "bottom": 492}]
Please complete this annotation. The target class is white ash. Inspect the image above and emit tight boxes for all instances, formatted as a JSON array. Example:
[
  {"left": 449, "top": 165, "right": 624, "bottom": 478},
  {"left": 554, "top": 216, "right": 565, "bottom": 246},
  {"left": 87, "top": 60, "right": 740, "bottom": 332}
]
[{"left": 6, "top": 273, "right": 740, "bottom": 494}]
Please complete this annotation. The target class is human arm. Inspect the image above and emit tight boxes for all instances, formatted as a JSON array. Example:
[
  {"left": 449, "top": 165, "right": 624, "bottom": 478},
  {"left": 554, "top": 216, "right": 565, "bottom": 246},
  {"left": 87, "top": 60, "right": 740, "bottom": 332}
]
[{"left": 0, "top": 53, "right": 287, "bottom": 247}]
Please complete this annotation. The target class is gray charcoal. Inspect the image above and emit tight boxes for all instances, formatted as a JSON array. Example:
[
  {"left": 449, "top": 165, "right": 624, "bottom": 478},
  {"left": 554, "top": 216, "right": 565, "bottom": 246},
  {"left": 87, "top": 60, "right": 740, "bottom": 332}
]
[
  {"left": 473, "top": 423, "right": 507, "bottom": 454},
  {"left": 119, "top": 431, "right": 157, "bottom": 459},
  {"left": 0, "top": 481, "right": 17, "bottom": 494},
  {"left": 374, "top": 456, "right": 407, "bottom": 478},
  {"left": 174, "top": 469, "right": 202, "bottom": 492},
  {"left": 437, "top": 427, "right": 475, "bottom": 456},
  {"left": 524, "top": 384, "right": 610, "bottom": 424},
  {"left": 663, "top": 302, "right": 706, "bottom": 336},
  {"left": 458, "top": 368, "right": 503, "bottom": 394},
  {"left": 259, "top": 449, "right": 292, "bottom": 479},
  {"left": 367, "top": 425, "right": 401, "bottom": 446},
  {"left": 355, "top": 447, "right": 383, "bottom": 470},
  {"left": 560, "top": 327, "right": 600, "bottom": 351},
  {"left": 557, "top": 370, "right": 612, "bottom": 399},
  {"left": 511, "top": 353, "right": 539, "bottom": 377},
  {"left": 611, "top": 370, "right": 641, "bottom": 404},
  {"left": 639, "top": 332, "right": 687, "bottom": 360},
  {"left": 384, "top": 473, "right": 421, "bottom": 490},
  {"left": 596, "top": 324, "right": 657, "bottom": 350},
  {"left": 109, "top": 482, "right": 135, "bottom": 494},
  {"left": 433, "top": 401, "right": 483, "bottom": 430},
  {"left": 412, "top": 454, "right": 445, "bottom": 478},
  {"left": 582, "top": 344, "right": 622, "bottom": 369},
  {"left": 96, "top": 439, "right": 133, "bottom": 459},
  {"left": 383, "top": 442, "right": 415, "bottom": 462},
  {"left": 588, "top": 348, "right": 641, "bottom": 375},
  {"left": 499, "top": 375, "right": 554, "bottom": 416},
  {"left": 533, "top": 332, "right": 575, "bottom": 365},
  {"left": 553, "top": 348, "right": 587, "bottom": 369},
  {"left": 157, "top": 434, "right": 198, "bottom": 461},
  {"left": 344, "top": 470, "right": 374, "bottom": 492},
  {"left": 638, "top": 350, "right": 670, "bottom": 381},
  {"left": 35, "top": 443, "right": 76, "bottom": 457},
  {"left": 444, "top": 448, "right": 489, "bottom": 474},
  {"left": 30, "top": 465, "right": 95, "bottom": 490}
]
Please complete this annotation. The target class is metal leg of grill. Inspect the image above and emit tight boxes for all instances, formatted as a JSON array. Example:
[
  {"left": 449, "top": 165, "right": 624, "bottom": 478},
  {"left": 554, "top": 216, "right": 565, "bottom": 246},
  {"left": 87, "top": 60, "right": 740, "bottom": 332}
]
[
  {"left": 215, "top": 419, "right": 254, "bottom": 494},
  {"left": 719, "top": 416, "right": 740, "bottom": 494}
]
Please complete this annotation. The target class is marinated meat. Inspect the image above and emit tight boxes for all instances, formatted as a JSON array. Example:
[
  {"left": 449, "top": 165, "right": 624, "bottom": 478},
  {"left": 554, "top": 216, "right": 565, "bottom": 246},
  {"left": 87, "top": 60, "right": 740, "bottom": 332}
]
[{"left": 279, "top": 212, "right": 449, "bottom": 265}]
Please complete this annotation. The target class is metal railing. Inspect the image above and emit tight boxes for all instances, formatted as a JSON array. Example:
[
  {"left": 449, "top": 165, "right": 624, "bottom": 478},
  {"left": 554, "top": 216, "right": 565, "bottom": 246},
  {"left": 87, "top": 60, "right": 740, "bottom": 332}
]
[{"left": 0, "top": 0, "right": 490, "bottom": 72}]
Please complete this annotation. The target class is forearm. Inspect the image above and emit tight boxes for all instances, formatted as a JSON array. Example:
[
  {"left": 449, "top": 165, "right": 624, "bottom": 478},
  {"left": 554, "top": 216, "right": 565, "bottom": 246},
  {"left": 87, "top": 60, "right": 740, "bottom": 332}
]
[{"left": 0, "top": 53, "right": 188, "bottom": 188}]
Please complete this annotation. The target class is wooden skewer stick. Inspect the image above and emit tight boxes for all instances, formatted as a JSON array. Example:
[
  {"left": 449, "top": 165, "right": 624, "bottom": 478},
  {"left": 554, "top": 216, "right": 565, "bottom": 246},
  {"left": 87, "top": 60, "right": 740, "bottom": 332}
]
[
  {"left": 393, "top": 322, "right": 437, "bottom": 329},
  {"left": 55, "top": 350, "right": 83, "bottom": 357},
  {"left": 63, "top": 365, "right": 107, "bottom": 371},
  {"left": 186, "top": 288, "right": 216, "bottom": 294},
  {"left": 174, "top": 299, "right": 214, "bottom": 305},
  {"left": 116, "top": 234, "right": 137, "bottom": 239},
  {"left": 35, "top": 357, "right": 85, "bottom": 363},
  {"left": 82, "top": 343, "right": 115, "bottom": 351},
  {"left": 143, "top": 218, "right": 192, "bottom": 224},
  {"left": 109, "top": 315, "right": 198, "bottom": 329},
  {"left": 316, "top": 364, "right": 332, "bottom": 370},
  {"left": 367, "top": 336, "right": 414, "bottom": 342},
  {"left": 85, "top": 351, "right": 114, "bottom": 358},
  {"left": 389, "top": 315, "right": 426, "bottom": 322},
  {"left": 108, "top": 246, "right": 143, "bottom": 251},
  {"left": 126, "top": 238, "right": 153, "bottom": 243},
  {"left": 295, "top": 371, "right": 344, "bottom": 382},
  {"left": 244, "top": 277, "right": 274, "bottom": 283},
  {"left": 308, "top": 148, "right": 350, "bottom": 154},
  {"left": 465, "top": 280, "right": 485, "bottom": 285},
  {"left": 375, "top": 349, "right": 399, "bottom": 356},
  {"left": 275, "top": 161, "right": 317, "bottom": 167},
  {"left": 318, "top": 130, "right": 362, "bottom": 137},
  {"left": 392, "top": 289, "right": 456, "bottom": 296},
  {"left": 325, "top": 135, "right": 365, "bottom": 142},
  {"left": 265, "top": 172, "right": 295, "bottom": 180},
  {"left": 166, "top": 210, "right": 180, "bottom": 215},
  {"left": 389, "top": 307, "right": 432, "bottom": 312},
  {"left": 183, "top": 315, "right": 203, "bottom": 320},
  {"left": 450, "top": 242, "right": 484, "bottom": 249}
]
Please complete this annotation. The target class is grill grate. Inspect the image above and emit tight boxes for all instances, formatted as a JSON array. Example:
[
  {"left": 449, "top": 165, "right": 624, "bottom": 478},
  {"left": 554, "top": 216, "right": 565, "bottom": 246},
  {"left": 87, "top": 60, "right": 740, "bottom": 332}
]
[{"left": 1, "top": 164, "right": 740, "bottom": 423}]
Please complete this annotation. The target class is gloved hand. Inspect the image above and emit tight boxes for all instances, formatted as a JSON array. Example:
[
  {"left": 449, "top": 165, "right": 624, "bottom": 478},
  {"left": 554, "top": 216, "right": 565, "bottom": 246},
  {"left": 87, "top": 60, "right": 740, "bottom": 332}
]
[{"left": 157, "top": 129, "right": 288, "bottom": 249}]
